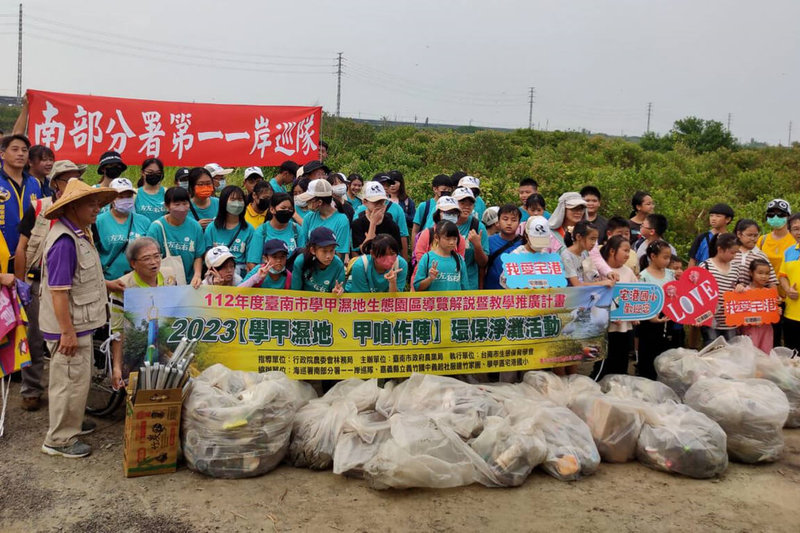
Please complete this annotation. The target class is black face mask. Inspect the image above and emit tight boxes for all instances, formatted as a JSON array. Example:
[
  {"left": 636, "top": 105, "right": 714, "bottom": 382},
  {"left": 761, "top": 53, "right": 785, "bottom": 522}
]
[
  {"left": 274, "top": 210, "right": 294, "bottom": 224},
  {"left": 257, "top": 198, "right": 270, "bottom": 211},
  {"left": 105, "top": 166, "right": 124, "bottom": 179},
  {"left": 144, "top": 174, "right": 163, "bottom": 186}
]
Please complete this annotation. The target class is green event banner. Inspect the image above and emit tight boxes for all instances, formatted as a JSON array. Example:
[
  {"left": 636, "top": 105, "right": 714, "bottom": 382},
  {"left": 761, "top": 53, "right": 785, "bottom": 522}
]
[{"left": 122, "top": 285, "right": 612, "bottom": 379}]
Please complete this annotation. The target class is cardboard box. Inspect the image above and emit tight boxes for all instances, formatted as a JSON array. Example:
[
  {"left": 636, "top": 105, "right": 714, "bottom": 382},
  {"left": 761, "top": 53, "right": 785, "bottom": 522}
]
[{"left": 123, "top": 372, "right": 182, "bottom": 478}]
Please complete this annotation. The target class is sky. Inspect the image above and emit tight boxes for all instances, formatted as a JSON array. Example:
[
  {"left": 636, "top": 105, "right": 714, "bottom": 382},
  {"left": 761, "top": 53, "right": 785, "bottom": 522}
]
[{"left": 1, "top": 0, "right": 798, "bottom": 144}]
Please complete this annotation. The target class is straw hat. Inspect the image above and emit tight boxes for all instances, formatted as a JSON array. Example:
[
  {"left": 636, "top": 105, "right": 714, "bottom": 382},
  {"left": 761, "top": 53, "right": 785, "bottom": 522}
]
[
  {"left": 45, "top": 179, "right": 118, "bottom": 220},
  {"left": 47, "top": 160, "right": 87, "bottom": 180}
]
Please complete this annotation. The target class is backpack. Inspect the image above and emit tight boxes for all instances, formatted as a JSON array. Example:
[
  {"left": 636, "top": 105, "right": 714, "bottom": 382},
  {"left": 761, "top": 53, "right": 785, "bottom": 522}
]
[
  {"left": 346, "top": 254, "right": 399, "bottom": 292},
  {"left": 411, "top": 218, "right": 477, "bottom": 269}
]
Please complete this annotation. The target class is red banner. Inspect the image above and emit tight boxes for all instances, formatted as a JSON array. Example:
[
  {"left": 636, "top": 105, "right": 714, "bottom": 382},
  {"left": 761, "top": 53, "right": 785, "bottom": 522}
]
[{"left": 26, "top": 89, "right": 322, "bottom": 167}]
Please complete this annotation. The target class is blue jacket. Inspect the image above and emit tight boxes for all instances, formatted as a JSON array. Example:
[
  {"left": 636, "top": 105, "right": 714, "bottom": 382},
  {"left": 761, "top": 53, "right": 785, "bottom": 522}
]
[{"left": 0, "top": 169, "right": 43, "bottom": 254}]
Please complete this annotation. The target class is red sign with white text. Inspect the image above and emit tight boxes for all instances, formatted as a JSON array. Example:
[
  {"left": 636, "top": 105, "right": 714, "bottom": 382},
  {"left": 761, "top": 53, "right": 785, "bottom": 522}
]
[
  {"left": 660, "top": 267, "right": 720, "bottom": 326},
  {"left": 26, "top": 89, "right": 321, "bottom": 167}
]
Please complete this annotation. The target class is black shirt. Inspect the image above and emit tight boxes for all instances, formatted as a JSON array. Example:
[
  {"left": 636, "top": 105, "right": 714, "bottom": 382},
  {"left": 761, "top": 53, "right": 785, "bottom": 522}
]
[
  {"left": 18, "top": 205, "right": 37, "bottom": 239},
  {"left": 351, "top": 211, "right": 401, "bottom": 253}
]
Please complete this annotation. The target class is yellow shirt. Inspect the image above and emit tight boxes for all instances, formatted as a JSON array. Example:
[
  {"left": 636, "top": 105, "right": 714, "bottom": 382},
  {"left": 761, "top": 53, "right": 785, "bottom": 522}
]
[
  {"left": 780, "top": 255, "right": 800, "bottom": 321},
  {"left": 759, "top": 231, "right": 796, "bottom": 276},
  {"left": 244, "top": 205, "right": 267, "bottom": 229}
]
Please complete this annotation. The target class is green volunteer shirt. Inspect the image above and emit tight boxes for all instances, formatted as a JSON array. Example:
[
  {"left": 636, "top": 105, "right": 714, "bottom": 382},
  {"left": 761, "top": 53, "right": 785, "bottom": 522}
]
[
  {"left": 457, "top": 218, "right": 489, "bottom": 290},
  {"left": 290, "top": 253, "right": 345, "bottom": 292},
  {"left": 246, "top": 221, "right": 305, "bottom": 263},
  {"left": 413, "top": 250, "right": 469, "bottom": 291},
  {"left": 191, "top": 197, "right": 219, "bottom": 220},
  {"left": 96, "top": 210, "right": 151, "bottom": 280},
  {"left": 204, "top": 222, "right": 254, "bottom": 264},
  {"left": 412, "top": 198, "right": 437, "bottom": 230},
  {"left": 345, "top": 255, "right": 408, "bottom": 293},
  {"left": 134, "top": 186, "right": 168, "bottom": 223},
  {"left": 303, "top": 210, "right": 352, "bottom": 255},
  {"left": 242, "top": 265, "right": 289, "bottom": 289},
  {"left": 147, "top": 216, "right": 205, "bottom": 280}
]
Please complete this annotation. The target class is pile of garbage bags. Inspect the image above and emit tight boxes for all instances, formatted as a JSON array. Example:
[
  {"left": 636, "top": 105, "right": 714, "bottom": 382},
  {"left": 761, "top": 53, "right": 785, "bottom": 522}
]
[
  {"left": 182, "top": 364, "right": 315, "bottom": 478},
  {"left": 286, "top": 372, "right": 728, "bottom": 487}
]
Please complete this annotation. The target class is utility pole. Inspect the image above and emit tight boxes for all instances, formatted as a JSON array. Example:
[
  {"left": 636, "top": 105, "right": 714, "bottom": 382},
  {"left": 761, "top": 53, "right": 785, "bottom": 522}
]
[
  {"left": 16, "top": 3, "right": 22, "bottom": 103},
  {"left": 646, "top": 102, "right": 652, "bottom": 133},
  {"left": 727, "top": 112, "right": 732, "bottom": 132},
  {"left": 528, "top": 87, "right": 535, "bottom": 129},
  {"left": 789, "top": 121, "right": 793, "bottom": 145},
  {"left": 335, "top": 52, "right": 343, "bottom": 118}
]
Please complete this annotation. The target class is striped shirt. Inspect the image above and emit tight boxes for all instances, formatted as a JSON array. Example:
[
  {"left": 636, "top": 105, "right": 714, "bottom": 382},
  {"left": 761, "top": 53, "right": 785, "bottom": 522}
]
[
  {"left": 734, "top": 248, "right": 778, "bottom": 288},
  {"left": 700, "top": 259, "right": 741, "bottom": 329}
]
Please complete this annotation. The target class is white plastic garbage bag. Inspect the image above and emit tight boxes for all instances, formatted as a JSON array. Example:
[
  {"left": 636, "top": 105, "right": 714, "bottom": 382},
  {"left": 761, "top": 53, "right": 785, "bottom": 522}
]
[
  {"left": 570, "top": 394, "right": 648, "bottom": 463},
  {"left": 684, "top": 378, "right": 789, "bottom": 463},
  {"left": 182, "top": 365, "right": 315, "bottom": 478},
  {"left": 755, "top": 355, "right": 800, "bottom": 428},
  {"left": 520, "top": 371, "right": 601, "bottom": 407},
  {"left": 599, "top": 374, "right": 680, "bottom": 404},
  {"left": 636, "top": 402, "right": 728, "bottom": 479}
]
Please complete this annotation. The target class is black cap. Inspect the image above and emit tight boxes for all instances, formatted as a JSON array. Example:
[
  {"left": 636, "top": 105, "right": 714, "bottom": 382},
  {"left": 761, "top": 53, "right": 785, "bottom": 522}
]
[
  {"left": 373, "top": 173, "right": 395, "bottom": 184},
  {"left": 174, "top": 167, "right": 190, "bottom": 183},
  {"left": 263, "top": 239, "right": 289, "bottom": 256},
  {"left": 302, "top": 160, "right": 330, "bottom": 176},
  {"left": 98, "top": 151, "right": 127, "bottom": 173},
  {"left": 279, "top": 160, "right": 299, "bottom": 174},
  {"left": 709, "top": 203, "right": 734, "bottom": 218},
  {"left": 309, "top": 227, "right": 337, "bottom": 247}
]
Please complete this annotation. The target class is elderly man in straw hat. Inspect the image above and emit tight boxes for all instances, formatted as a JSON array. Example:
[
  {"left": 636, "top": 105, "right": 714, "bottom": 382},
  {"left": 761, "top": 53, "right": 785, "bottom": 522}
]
[
  {"left": 14, "top": 161, "right": 86, "bottom": 412},
  {"left": 38, "top": 178, "right": 117, "bottom": 458}
]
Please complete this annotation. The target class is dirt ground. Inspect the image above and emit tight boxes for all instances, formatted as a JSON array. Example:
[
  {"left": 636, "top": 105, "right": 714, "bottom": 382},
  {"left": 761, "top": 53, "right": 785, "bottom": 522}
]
[{"left": 1, "top": 379, "right": 799, "bottom": 533}]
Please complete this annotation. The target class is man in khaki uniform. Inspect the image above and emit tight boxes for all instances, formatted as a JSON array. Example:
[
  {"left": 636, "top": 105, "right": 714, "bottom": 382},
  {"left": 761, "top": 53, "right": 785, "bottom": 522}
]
[{"left": 39, "top": 179, "right": 116, "bottom": 458}]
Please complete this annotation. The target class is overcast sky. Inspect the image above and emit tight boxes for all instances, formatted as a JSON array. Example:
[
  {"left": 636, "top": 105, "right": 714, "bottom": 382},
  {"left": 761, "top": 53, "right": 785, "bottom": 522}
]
[{"left": 1, "top": 0, "right": 797, "bottom": 144}]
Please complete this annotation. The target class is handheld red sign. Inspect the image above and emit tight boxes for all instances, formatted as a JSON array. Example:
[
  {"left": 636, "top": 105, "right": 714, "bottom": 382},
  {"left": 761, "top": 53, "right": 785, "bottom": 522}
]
[{"left": 660, "top": 267, "right": 719, "bottom": 326}]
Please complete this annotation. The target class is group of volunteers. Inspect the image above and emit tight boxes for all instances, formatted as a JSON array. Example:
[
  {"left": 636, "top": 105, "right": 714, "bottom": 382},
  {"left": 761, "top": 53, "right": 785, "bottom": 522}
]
[{"left": 2, "top": 123, "right": 799, "bottom": 459}]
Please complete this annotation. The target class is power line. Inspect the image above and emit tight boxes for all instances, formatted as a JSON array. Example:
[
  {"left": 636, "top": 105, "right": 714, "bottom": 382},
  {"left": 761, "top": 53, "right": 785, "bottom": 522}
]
[
  {"left": 26, "top": 33, "right": 333, "bottom": 75},
  {"left": 25, "top": 14, "right": 331, "bottom": 62}
]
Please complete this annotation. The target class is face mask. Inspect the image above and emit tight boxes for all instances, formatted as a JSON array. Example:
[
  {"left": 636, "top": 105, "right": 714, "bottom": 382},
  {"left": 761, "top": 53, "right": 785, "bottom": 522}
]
[
  {"left": 178, "top": 181, "right": 189, "bottom": 190},
  {"left": 767, "top": 215, "right": 787, "bottom": 229},
  {"left": 294, "top": 196, "right": 307, "bottom": 208},
  {"left": 439, "top": 191, "right": 451, "bottom": 197},
  {"left": 114, "top": 197, "right": 135, "bottom": 214},
  {"left": 194, "top": 184, "right": 214, "bottom": 199},
  {"left": 269, "top": 265, "right": 286, "bottom": 274},
  {"left": 274, "top": 210, "right": 294, "bottom": 224},
  {"left": 226, "top": 201, "right": 245, "bottom": 216},
  {"left": 170, "top": 205, "right": 190, "bottom": 218},
  {"left": 257, "top": 198, "right": 270, "bottom": 211},
  {"left": 144, "top": 174, "right": 163, "bottom": 186},
  {"left": 374, "top": 255, "right": 396, "bottom": 271},
  {"left": 440, "top": 212, "right": 458, "bottom": 224},
  {"left": 332, "top": 184, "right": 347, "bottom": 196},
  {"left": 105, "top": 166, "right": 123, "bottom": 180},
  {"left": 215, "top": 179, "right": 226, "bottom": 192}
]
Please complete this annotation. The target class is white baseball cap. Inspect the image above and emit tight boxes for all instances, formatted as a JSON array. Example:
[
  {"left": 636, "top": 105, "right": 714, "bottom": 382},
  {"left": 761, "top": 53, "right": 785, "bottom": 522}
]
[
  {"left": 109, "top": 177, "right": 135, "bottom": 193},
  {"left": 525, "top": 216, "right": 552, "bottom": 249},
  {"left": 452, "top": 187, "right": 475, "bottom": 201},
  {"left": 482, "top": 206, "right": 500, "bottom": 226},
  {"left": 297, "top": 179, "right": 333, "bottom": 202},
  {"left": 362, "top": 181, "right": 387, "bottom": 202},
  {"left": 458, "top": 175, "right": 480, "bottom": 190},
  {"left": 436, "top": 195, "right": 459, "bottom": 212},
  {"left": 244, "top": 166, "right": 264, "bottom": 180},
  {"left": 204, "top": 163, "right": 233, "bottom": 177},
  {"left": 205, "top": 245, "right": 235, "bottom": 269}
]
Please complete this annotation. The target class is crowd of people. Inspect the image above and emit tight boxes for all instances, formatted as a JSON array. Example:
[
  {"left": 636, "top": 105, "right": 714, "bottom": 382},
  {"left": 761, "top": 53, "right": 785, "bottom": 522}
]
[{"left": 2, "top": 127, "right": 798, "bottom": 459}]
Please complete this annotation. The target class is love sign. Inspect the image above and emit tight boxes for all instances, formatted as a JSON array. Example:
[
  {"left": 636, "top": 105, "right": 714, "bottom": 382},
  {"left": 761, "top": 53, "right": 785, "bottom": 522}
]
[{"left": 660, "top": 267, "right": 720, "bottom": 326}]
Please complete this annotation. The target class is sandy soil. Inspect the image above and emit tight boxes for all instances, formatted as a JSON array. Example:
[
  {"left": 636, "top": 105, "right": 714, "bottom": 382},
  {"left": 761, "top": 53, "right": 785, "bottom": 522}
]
[{"left": 1, "top": 379, "right": 799, "bottom": 533}]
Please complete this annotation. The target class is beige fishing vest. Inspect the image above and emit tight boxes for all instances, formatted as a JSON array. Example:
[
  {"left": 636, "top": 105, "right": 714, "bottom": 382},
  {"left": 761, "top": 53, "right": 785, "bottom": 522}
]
[
  {"left": 38, "top": 220, "right": 109, "bottom": 336},
  {"left": 25, "top": 196, "right": 53, "bottom": 273}
]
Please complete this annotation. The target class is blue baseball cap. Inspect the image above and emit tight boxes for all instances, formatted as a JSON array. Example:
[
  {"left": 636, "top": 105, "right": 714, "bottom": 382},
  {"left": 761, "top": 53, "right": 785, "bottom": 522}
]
[{"left": 309, "top": 227, "right": 337, "bottom": 247}]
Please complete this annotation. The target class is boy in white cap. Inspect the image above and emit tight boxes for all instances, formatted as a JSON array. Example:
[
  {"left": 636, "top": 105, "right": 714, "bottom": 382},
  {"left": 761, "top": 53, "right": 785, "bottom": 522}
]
[
  {"left": 457, "top": 175, "right": 486, "bottom": 219},
  {"left": 203, "top": 245, "right": 241, "bottom": 286},
  {"left": 204, "top": 163, "right": 233, "bottom": 194}
]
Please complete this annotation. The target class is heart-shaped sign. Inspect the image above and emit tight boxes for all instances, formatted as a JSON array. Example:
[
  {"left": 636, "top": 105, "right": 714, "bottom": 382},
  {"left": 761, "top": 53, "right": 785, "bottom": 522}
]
[{"left": 660, "top": 267, "right": 720, "bottom": 326}]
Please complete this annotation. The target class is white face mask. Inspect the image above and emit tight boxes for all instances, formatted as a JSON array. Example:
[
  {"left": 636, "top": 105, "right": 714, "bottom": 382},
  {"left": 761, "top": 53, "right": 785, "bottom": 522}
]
[
  {"left": 332, "top": 184, "right": 347, "bottom": 197},
  {"left": 115, "top": 197, "right": 135, "bottom": 214},
  {"left": 294, "top": 196, "right": 308, "bottom": 208},
  {"left": 440, "top": 212, "right": 458, "bottom": 224}
]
